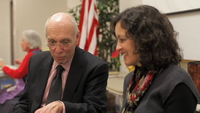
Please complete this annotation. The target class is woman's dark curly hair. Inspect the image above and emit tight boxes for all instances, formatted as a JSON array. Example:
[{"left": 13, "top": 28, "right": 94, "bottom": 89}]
[{"left": 110, "top": 5, "right": 182, "bottom": 71}]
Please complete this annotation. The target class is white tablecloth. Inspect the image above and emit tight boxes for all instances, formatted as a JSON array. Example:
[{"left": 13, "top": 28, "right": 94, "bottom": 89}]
[
  {"left": 0, "top": 66, "right": 17, "bottom": 89},
  {"left": 0, "top": 71, "right": 5, "bottom": 77},
  {"left": 0, "top": 65, "right": 17, "bottom": 78}
]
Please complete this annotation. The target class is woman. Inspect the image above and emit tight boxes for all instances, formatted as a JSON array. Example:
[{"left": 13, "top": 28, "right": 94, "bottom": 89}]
[
  {"left": 0, "top": 30, "right": 42, "bottom": 79},
  {"left": 0, "top": 30, "right": 42, "bottom": 113},
  {"left": 110, "top": 5, "right": 199, "bottom": 113}
]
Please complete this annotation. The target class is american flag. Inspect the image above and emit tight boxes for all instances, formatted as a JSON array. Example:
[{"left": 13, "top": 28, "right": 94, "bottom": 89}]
[{"left": 78, "top": 0, "right": 99, "bottom": 55}]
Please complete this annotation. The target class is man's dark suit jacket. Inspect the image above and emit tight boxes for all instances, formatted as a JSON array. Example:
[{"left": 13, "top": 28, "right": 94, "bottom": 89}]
[{"left": 13, "top": 46, "right": 109, "bottom": 113}]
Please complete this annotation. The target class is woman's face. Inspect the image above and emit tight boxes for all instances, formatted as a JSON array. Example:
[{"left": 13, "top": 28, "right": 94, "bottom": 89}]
[
  {"left": 21, "top": 38, "right": 30, "bottom": 52},
  {"left": 115, "top": 22, "right": 141, "bottom": 67}
]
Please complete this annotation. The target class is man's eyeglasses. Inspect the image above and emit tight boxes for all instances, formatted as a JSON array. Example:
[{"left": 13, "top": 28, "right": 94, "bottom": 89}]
[{"left": 47, "top": 39, "right": 71, "bottom": 49}]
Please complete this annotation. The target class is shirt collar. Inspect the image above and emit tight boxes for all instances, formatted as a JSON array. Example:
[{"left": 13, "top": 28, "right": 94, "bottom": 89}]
[{"left": 52, "top": 55, "right": 74, "bottom": 71}]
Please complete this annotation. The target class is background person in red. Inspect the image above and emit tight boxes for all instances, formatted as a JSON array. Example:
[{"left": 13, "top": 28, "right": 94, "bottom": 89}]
[
  {"left": 0, "top": 30, "right": 42, "bottom": 79},
  {"left": 0, "top": 30, "right": 42, "bottom": 113}
]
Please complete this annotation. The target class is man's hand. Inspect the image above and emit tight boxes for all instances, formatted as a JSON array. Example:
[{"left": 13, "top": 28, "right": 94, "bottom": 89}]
[{"left": 34, "top": 101, "right": 63, "bottom": 113}]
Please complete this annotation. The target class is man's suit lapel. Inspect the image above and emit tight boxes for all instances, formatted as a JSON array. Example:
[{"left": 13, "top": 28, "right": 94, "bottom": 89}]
[
  {"left": 63, "top": 47, "right": 84, "bottom": 101},
  {"left": 31, "top": 54, "right": 53, "bottom": 112}
]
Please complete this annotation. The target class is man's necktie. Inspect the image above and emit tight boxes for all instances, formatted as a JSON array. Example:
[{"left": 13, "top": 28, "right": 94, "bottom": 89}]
[{"left": 46, "top": 65, "right": 65, "bottom": 104}]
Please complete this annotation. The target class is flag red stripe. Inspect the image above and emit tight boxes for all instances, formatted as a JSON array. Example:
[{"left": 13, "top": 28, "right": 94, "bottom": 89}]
[
  {"left": 85, "top": 18, "right": 98, "bottom": 51},
  {"left": 77, "top": 0, "right": 85, "bottom": 46},
  {"left": 88, "top": 0, "right": 92, "bottom": 13},
  {"left": 78, "top": 0, "right": 99, "bottom": 55}
]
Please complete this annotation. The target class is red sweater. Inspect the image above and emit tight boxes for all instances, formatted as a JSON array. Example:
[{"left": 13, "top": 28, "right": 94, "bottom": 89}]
[{"left": 2, "top": 48, "right": 41, "bottom": 79}]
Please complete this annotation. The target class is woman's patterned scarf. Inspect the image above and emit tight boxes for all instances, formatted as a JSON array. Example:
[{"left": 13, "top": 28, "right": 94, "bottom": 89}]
[{"left": 122, "top": 67, "right": 160, "bottom": 113}]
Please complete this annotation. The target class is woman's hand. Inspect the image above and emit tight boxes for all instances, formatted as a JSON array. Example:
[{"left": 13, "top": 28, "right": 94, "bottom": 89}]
[
  {"left": 0, "top": 60, "right": 5, "bottom": 68},
  {"left": 14, "top": 59, "right": 22, "bottom": 65}
]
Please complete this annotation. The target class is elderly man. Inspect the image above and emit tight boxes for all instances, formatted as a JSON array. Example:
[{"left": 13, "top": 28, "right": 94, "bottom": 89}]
[{"left": 13, "top": 12, "right": 109, "bottom": 113}]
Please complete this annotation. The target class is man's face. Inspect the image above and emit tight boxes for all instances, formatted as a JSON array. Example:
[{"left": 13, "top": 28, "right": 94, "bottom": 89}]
[{"left": 46, "top": 23, "right": 79, "bottom": 64}]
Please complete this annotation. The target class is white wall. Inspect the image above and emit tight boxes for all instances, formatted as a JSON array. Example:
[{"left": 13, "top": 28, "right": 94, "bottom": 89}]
[
  {"left": 66, "top": 0, "right": 81, "bottom": 9},
  {"left": 13, "top": 0, "right": 68, "bottom": 61},
  {"left": 119, "top": 0, "right": 142, "bottom": 12},
  {"left": 168, "top": 11, "right": 200, "bottom": 61},
  {"left": 142, "top": 0, "right": 200, "bottom": 14},
  {"left": 0, "top": 0, "right": 11, "bottom": 64}
]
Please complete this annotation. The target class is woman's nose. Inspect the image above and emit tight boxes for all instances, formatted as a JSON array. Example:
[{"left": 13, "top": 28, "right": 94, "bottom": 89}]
[{"left": 116, "top": 43, "right": 121, "bottom": 51}]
